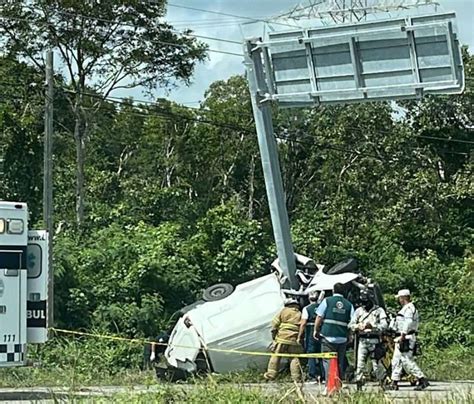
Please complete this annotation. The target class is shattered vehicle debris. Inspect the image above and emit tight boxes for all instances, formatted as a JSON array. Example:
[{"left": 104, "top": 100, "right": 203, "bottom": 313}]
[{"left": 154, "top": 254, "right": 384, "bottom": 380}]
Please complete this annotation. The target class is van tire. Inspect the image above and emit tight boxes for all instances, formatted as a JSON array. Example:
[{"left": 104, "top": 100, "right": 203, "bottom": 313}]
[
  {"left": 325, "top": 258, "right": 358, "bottom": 275},
  {"left": 202, "top": 283, "right": 234, "bottom": 301}
]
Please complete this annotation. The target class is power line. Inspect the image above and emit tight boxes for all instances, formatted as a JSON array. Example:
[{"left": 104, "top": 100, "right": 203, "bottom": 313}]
[
  {"left": 0, "top": 90, "right": 469, "bottom": 159},
  {"left": 337, "top": 124, "right": 474, "bottom": 146},
  {"left": 55, "top": 9, "right": 243, "bottom": 45},
  {"left": 275, "top": 131, "right": 470, "bottom": 157},
  {"left": 1, "top": 80, "right": 472, "bottom": 149},
  {"left": 1, "top": 79, "right": 470, "bottom": 151},
  {"left": 61, "top": 88, "right": 254, "bottom": 134},
  {"left": 167, "top": 2, "right": 301, "bottom": 29},
  {"left": 0, "top": 14, "right": 243, "bottom": 57},
  {"left": 414, "top": 135, "right": 474, "bottom": 145},
  {"left": 57, "top": 86, "right": 471, "bottom": 158},
  {"left": 0, "top": 6, "right": 242, "bottom": 46},
  {"left": 55, "top": 86, "right": 474, "bottom": 153}
]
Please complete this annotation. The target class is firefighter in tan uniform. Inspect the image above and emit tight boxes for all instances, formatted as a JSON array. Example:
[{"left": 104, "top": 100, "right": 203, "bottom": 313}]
[{"left": 264, "top": 298, "right": 303, "bottom": 382}]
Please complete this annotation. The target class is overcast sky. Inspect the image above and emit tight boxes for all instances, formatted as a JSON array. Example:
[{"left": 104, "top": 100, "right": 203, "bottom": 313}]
[{"left": 119, "top": 0, "right": 474, "bottom": 105}]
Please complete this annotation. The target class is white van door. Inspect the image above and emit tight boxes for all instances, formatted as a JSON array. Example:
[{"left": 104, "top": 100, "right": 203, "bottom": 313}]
[
  {"left": 165, "top": 317, "right": 201, "bottom": 373},
  {"left": 27, "top": 231, "right": 49, "bottom": 343}
]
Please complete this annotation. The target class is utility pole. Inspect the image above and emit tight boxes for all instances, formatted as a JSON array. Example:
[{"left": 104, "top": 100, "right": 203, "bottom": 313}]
[
  {"left": 244, "top": 41, "right": 298, "bottom": 289},
  {"left": 43, "top": 50, "right": 54, "bottom": 329}
]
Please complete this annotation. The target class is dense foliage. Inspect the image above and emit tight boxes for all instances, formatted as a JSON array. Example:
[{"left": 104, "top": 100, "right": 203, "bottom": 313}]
[{"left": 0, "top": 42, "right": 472, "bottom": 366}]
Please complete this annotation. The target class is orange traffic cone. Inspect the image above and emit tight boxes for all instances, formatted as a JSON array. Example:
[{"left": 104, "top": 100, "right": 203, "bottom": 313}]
[{"left": 326, "top": 356, "right": 342, "bottom": 395}]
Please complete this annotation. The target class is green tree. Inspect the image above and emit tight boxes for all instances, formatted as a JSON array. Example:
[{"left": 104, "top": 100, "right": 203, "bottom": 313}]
[
  {"left": 0, "top": 56, "right": 44, "bottom": 222},
  {"left": 0, "top": 0, "right": 207, "bottom": 226}
]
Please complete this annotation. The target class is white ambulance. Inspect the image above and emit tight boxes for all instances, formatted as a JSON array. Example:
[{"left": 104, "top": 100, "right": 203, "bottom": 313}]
[{"left": 0, "top": 201, "right": 49, "bottom": 367}]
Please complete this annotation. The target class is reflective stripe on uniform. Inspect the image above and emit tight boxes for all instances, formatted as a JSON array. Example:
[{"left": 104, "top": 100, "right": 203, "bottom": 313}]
[
  {"left": 280, "top": 322, "right": 299, "bottom": 331},
  {"left": 275, "top": 337, "right": 300, "bottom": 345},
  {"left": 324, "top": 319, "right": 348, "bottom": 327}
]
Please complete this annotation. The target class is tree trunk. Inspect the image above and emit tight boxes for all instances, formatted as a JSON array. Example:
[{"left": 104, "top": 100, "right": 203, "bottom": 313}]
[
  {"left": 74, "top": 112, "right": 85, "bottom": 227},
  {"left": 248, "top": 154, "right": 255, "bottom": 219}
]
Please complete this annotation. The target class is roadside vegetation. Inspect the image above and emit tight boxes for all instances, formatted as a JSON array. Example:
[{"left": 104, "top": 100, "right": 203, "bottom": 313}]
[
  {"left": 88, "top": 388, "right": 474, "bottom": 404},
  {"left": 0, "top": 0, "right": 472, "bottom": 392},
  {"left": 0, "top": 340, "right": 471, "bottom": 388},
  {"left": 2, "top": 376, "right": 473, "bottom": 403}
]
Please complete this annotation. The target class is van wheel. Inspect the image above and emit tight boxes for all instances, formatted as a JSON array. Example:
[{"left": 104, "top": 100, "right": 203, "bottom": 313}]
[
  {"left": 202, "top": 283, "right": 234, "bottom": 301},
  {"left": 325, "top": 258, "right": 358, "bottom": 275}
]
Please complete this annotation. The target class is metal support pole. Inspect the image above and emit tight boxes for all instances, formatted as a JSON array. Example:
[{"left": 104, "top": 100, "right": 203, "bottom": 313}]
[
  {"left": 43, "top": 50, "right": 54, "bottom": 329},
  {"left": 244, "top": 40, "right": 298, "bottom": 289}
]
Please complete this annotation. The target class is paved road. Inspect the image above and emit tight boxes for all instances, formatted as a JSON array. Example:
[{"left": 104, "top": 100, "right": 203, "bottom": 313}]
[
  {"left": 306, "top": 380, "right": 473, "bottom": 401},
  {"left": 0, "top": 381, "right": 471, "bottom": 402}
]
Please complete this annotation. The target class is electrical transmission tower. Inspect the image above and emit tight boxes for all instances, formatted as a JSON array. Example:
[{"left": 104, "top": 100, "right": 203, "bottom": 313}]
[{"left": 278, "top": 0, "right": 439, "bottom": 24}]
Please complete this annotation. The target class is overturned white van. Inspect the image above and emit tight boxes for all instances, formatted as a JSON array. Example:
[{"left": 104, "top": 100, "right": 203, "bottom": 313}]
[
  {"left": 157, "top": 255, "right": 383, "bottom": 379},
  {"left": 164, "top": 274, "right": 284, "bottom": 375}
]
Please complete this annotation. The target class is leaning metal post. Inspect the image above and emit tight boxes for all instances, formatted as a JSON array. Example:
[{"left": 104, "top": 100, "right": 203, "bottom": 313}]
[{"left": 244, "top": 39, "right": 298, "bottom": 290}]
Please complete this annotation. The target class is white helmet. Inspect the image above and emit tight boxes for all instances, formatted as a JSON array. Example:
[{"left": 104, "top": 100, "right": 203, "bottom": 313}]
[{"left": 284, "top": 297, "right": 299, "bottom": 306}]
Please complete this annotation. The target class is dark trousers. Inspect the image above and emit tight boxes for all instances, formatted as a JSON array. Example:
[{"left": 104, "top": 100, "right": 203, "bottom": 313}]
[
  {"left": 321, "top": 339, "right": 347, "bottom": 381},
  {"left": 305, "top": 336, "right": 324, "bottom": 380}
]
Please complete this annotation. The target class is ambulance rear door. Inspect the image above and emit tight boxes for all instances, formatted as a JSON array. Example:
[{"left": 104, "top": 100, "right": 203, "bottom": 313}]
[
  {"left": 0, "top": 202, "right": 28, "bottom": 367},
  {"left": 26, "top": 230, "right": 49, "bottom": 343}
]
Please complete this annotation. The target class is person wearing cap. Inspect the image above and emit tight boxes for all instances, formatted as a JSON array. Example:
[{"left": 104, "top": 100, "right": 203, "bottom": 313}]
[
  {"left": 298, "top": 291, "right": 324, "bottom": 383},
  {"left": 314, "top": 283, "right": 355, "bottom": 383},
  {"left": 264, "top": 297, "right": 303, "bottom": 382},
  {"left": 349, "top": 289, "right": 388, "bottom": 390},
  {"left": 389, "top": 289, "right": 429, "bottom": 391}
]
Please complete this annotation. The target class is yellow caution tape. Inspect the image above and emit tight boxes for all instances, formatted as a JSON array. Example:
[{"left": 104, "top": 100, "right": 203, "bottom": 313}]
[{"left": 50, "top": 328, "right": 337, "bottom": 359}]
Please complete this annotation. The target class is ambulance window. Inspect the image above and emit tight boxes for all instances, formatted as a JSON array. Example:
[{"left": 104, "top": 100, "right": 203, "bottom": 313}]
[
  {"left": 0, "top": 250, "right": 25, "bottom": 270},
  {"left": 27, "top": 244, "right": 42, "bottom": 279},
  {"left": 7, "top": 219, "right": 24, "bottom": 234},
  {"left": 0, "top": 219, "right": 5, "bottom": 234}
]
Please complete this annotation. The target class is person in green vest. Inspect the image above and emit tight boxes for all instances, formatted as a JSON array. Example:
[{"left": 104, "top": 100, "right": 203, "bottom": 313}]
[
  {"left": 314, "top": 283, "right": 355, "bottom": 383},
  {"left": 298, "top": 291, "right": 324, "bottom": 383}
]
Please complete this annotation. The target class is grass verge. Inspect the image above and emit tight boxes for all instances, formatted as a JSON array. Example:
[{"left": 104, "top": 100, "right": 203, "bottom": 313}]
[{"left": 0, "top": 341, "right": 471, "bottom": 389}]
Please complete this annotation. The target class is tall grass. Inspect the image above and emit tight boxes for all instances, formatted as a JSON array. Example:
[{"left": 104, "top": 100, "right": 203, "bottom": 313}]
[{"left": 73, "top": 385, "right": 473, "bottom": 403}]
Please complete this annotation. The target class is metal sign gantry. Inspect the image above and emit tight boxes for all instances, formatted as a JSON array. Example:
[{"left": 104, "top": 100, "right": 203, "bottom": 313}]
[{"left": 244, "top": 12, "right": 464, "bottom": 288}]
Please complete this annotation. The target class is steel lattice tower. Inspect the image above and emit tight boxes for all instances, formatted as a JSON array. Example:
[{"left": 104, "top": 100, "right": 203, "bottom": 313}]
[{"left": 278, "top": 0, "right": 439, "bottom": 24}]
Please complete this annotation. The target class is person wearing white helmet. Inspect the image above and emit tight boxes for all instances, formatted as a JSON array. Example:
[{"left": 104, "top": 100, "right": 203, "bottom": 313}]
[
  {"left": 264, "top": 297, "right": 303, "bottom": 382},
  {"left": 389, "top": 289, "right": 429, "bottom": 391},
  {"left": 298, "top": 291, "right": 324, "bottom": 383}
]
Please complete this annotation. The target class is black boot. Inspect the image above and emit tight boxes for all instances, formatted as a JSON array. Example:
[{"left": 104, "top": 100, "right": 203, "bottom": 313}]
[
  {"left": 356, "top": 380, "right": 363, "bottom": 391},
  {"left": 380, "top": 378, "right": 388, "bottom": 391},
  {"left": 414, "top": 378, "right": 430, "bottom": 391},
  {"left": 388, "top": 381, "right": 399, "bottom": 391}
]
